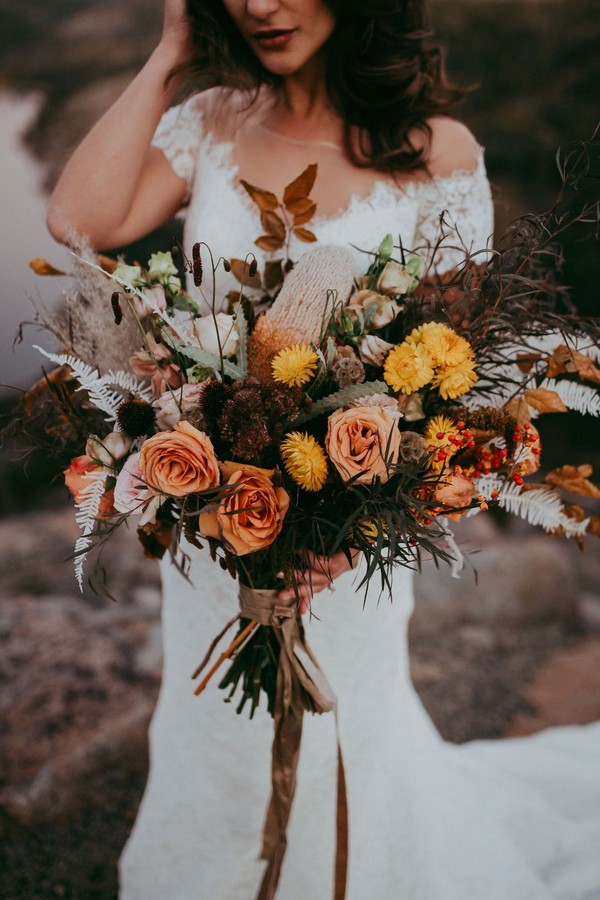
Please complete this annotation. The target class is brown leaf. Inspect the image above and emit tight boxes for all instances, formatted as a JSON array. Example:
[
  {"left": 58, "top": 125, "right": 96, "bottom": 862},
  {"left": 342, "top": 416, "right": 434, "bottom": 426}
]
[
  {"left": 283, "top": 164, "right": 318, "bottom": 206},
  {"left": 587, "top": 516, "right": 600, "bottom": 538},
  {"left": 23, "top": 365, "right": 75, "bottom": 415},
  {"left": 546, "top": 344, "right": 600, "bottom": 383},
  {"left": 516, "top": 352, "right": 541, "bottom": 374},
  {"left": 228, "top": 258, "right": 263, "bottom": 290},
  {"left": 97, "top": 254, "right": 119, "bottom": 274},
  {"left": 255, "top": 235, "right": 285, "bottom": 252},
  {"left": 260, "top": 210, "right": 286, "bottom": 241},
  {"left": 239, "top": 180, "right": 279, "bottom": 212},
  {"left": 264, "top": 260, "right": 284, "bottom": 291},
  {"left": 545, "top": 464, "right": 600, "bottom": 498},
  {"left": 524, "top": 387, "right": 568, "bottom": 414},
  {"left": 286, "top": 198, "right": 317, "bottom": 224},
  {"left": 293, "top": 226, "right": 318, "bottom": 244},
  {"left": 29, "top": 257, "right": 66, "bottom": 276},
  {"left": 138, "top": 521, "right": 174, "bottom": 559},
  {"left": 505, "top": 397, "right": 531, "bottom": 425}
]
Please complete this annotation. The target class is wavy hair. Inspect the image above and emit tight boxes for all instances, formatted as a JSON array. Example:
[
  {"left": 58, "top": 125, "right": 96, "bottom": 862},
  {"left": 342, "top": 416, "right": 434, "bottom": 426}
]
[{"left": 178, "top": 0, "right": 465, "bottom": 173}]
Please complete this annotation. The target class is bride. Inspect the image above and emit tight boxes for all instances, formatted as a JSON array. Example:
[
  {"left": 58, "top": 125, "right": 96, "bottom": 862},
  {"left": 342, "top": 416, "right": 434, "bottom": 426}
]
[{"left": 47, "top": 1, "right": 600, "bottom": 898}]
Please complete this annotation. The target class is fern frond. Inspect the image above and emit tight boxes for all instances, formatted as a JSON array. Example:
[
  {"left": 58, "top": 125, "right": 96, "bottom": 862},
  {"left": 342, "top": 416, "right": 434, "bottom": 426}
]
[
  {"left": 72, "top": 470, "right": 108, "bottom": 590},
  {"left": 537, "top": 378, "right": 600, "bottom": 417},
  {"left": 293, "top": 381, "right": 389, "bottom": 424},
  {"left": 473, "top": 475, "right": 589, "bottom": 537}
]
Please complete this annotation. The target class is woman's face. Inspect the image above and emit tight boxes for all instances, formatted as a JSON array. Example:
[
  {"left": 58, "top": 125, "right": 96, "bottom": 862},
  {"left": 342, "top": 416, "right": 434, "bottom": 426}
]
[{"left": 221, "top": 0, "right": 336, "bottom": 77}]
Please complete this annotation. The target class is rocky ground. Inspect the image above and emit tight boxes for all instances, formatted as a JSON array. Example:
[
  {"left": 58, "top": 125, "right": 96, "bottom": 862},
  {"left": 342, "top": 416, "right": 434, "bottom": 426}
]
[{"left": 0, "top": 503, "right": 599, "bottom": 899}]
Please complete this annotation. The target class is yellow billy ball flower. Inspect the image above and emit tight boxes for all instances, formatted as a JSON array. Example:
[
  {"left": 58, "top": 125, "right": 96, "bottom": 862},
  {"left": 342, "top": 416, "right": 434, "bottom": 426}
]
[
  {"left": 272, "top": 344, "right": 319, "bottom": 387},
  {"left": 383, "top": 342, "right": 434, "bottom": 394},
  {"left": 407, "top": 322, "right": 473, "bottom": 368},
  {"left": 280, "top": 431, "right": 328, "bottom": 492},
  {"left": 434, "top": 360, "right": 478, "bottom": 399}
]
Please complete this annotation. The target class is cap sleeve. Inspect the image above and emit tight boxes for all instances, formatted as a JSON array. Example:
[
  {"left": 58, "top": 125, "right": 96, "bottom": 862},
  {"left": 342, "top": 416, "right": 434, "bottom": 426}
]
[
  {"left": 151, "top": 95, "right": 205, "bottom": 194},
  {"left": 414, "top": 151, "right": 494, "bottom": 274}
]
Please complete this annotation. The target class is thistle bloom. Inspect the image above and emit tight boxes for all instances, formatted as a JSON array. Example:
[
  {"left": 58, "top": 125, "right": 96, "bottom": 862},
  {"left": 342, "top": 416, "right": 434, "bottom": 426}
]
[
  {"left": 272, "top": 344, "right": 319, "bottom": 387},
  {"left": 383, "top": 343, "right": 434, "bottom": 394},
  {"left": 280, "top": 432, "right": 328, "bottom": 492}
]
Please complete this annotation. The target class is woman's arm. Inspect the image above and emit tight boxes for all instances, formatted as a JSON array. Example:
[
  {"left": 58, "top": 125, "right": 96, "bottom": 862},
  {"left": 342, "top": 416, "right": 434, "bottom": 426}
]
[{"left": 47, "top": 0, "right": 194, "bottom": 250}]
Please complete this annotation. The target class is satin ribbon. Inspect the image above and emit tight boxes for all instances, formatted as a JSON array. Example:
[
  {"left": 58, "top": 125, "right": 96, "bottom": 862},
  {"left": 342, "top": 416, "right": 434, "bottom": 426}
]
[{"left": 238, "top": 585, "right": 348, "bottom": 900}]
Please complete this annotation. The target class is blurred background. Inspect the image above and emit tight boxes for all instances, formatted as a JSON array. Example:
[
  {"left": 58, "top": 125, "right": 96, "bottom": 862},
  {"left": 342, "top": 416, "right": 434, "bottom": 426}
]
[{"left": 0, "top": 2, "right": 599, "bottom": 897}]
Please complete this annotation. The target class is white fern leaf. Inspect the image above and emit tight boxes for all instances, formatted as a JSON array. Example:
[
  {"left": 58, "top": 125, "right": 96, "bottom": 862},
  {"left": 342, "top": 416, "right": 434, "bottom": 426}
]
[
  {"left": 34, "top": 347, "right": 151, "bottom": 420},
  {"left": 72, "top": 470, "right": 108, "bottom": 590},
  {"left": 473, "top": 475, "right": 589, "bottom": 537},
  {"left": 537, "top": 378, "right": 600, "bottom": 417}
]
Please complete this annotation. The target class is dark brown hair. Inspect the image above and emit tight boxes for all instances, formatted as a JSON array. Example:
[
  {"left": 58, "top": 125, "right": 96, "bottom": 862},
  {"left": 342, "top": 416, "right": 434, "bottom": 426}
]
[{"left": 179, "top": 0, "right": 464, "bottom": 173}]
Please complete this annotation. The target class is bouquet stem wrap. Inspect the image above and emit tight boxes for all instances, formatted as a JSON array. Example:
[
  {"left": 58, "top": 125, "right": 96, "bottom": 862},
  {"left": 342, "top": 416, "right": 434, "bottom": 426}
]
[{"left": 238, "top": 585, "right": 348, "bottom": 900}]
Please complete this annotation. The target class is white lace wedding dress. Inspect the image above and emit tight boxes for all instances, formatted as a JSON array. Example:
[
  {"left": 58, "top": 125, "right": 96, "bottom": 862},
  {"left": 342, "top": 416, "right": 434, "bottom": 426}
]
[{"left": 119, "top": 94, "right": 600, "bottom": 900}]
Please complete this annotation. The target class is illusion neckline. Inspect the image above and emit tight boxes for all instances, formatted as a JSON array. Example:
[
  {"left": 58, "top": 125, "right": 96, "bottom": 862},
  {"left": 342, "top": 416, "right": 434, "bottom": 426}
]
[{"left": 200, "top": 124, "right": 487, "bottom": 232}]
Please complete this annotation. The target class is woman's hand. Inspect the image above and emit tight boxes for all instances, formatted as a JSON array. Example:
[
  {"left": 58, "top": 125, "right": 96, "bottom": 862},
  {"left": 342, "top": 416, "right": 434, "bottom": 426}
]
[
  {"left": 160, "top": 0, "right": 193, "bottom": 63},
  {"left": 278, "top": 550, "right": 360, "bottom": 613}
]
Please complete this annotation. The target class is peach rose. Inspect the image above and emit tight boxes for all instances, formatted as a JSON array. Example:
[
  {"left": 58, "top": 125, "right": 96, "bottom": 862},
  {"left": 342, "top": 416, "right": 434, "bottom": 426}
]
[
  {"left": 326, "top": 405, "right": 401, "bottom": 484},
  {"left": 64, "top": 455, "right": 114, "bottom": 517},
  {"left": 199, "top": 463, "right": 290, "bottom": 556},
  {"left": 139, "top": 421, "right": 220, "bottom": 497},
  {"left": 434, "top": 472, "right": 476, "bottom": 520}
]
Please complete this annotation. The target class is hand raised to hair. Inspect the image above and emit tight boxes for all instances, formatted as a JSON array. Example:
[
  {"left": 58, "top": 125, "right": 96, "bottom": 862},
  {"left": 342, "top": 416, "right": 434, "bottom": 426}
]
[
  {"left": 278, "top": 550, "right": 360, "bottom": 614},
  {"left": 160, "top": 0, "right": 194, "bottom": 61}
]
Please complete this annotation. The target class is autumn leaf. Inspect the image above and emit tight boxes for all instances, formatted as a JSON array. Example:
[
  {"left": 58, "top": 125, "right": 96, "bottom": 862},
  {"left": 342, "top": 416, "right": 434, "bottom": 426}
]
[
  {"left": 287, "top": 198, "right": 317, "bottom": 225},
  {"left": 97, "top": 254, "right": 119, "bottom": 274},
  {"left": 29, "top": 258, "right": 66, "bottom": 276},
  {"left": 546, "top": 344, "right": 600, "bottom": 383},
  {"left": 255, "top": 235, "right": 286, "bottom": 252},
  {"left": 260, "top": 210, "right": 286, "bottom": 241},
  {"left": 524, "top": 387, "right": 568, "bottom": 413},
  {"left": 516, "top": 352, "right": 541, "bottom": 374},
  {"left": 545, "top": 464, "right": 600, "bottom": 498},
  {"left": 587, "top": 516, "right": 600, "bottom": 538},
  {"left": 23, "top": 365, "right": 74, "bottom": 415},
  {"left": 228, "top": 258, "right": 263, "bottom": 290},
  {"left": 264, "top": 260, "right": 284, "bottom": 291},
  {"left": 505, "top": 397, "right": 532, "bottom": 424},
  {"left": 283, "top": 163, "right": 318, "bottom": 206},
  {"left": 294, "top": 226, "right": 318, "bottom": 243},
  {"left": 240, "top": 180, "right": 279, "bottom": 212}
]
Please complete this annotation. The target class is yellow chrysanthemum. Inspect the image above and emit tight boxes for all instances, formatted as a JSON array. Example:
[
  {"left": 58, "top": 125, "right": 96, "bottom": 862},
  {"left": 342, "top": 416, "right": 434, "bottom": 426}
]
[
  {"left": 424, "top": 414, "right": 460, "bottom": 472},
  {"left": 271, "top": 344, "right": 319, "bottom": 387},
  {"left": 280, "top": 432, "right": 328, "bottom": 492},
  {"left": 383, "top": 342, "right": 434, "bottom": 394},
  {"left": 434, "top": 360, "right": 478, "bottom": 399},
  {"left": 407, "top": 322, "right": 473, "bottom": 368}
]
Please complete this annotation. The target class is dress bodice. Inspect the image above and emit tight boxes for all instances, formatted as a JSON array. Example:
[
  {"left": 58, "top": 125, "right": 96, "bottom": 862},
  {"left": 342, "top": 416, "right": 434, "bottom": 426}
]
[{"left": 152, "top": 93, "right": 494, "bottom": 313}]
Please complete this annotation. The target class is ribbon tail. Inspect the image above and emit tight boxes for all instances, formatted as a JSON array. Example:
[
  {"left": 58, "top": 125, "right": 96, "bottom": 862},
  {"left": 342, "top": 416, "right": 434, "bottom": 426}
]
[
  {"left": 257, "top": 634, "right": 303, "bottom": 900},
  {"left": 334, "top": 736, "right": 349, "bottom": 900}
]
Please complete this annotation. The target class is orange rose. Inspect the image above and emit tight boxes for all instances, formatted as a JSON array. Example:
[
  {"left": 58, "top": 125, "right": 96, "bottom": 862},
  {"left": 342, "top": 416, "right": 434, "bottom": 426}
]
[
  {"left": 199, "top": 463, "right": 290, "bottom": 556},
  {"left": 326, "top": 405, "right": 401, "bottom": 484},
  {"left": 434, "top": 472, "right": 476, "bottom": 520},
  {"left": 139, "top": 421, "right": 220, "bottom": 497}
]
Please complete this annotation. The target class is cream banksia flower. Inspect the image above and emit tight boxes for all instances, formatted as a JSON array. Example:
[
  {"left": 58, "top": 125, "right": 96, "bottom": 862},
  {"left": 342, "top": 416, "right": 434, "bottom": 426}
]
[
  {"left": 272, "top": 344, "right": 319, "bottom": 387},
  {"left": 280, "top": 432, "right": 328, "bottom": 491}
]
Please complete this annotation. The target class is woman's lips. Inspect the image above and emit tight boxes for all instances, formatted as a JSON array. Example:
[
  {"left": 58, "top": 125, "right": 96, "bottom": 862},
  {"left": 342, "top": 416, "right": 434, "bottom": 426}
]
[{"left": 252, "top": 28, "right": 297, "bottom": 51}]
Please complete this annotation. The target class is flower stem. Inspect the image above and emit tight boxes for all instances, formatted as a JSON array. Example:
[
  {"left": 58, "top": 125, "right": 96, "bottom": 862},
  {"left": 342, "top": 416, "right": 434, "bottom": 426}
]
[{"left": 193, "top": 619, "right": 259, "bottom": 696}]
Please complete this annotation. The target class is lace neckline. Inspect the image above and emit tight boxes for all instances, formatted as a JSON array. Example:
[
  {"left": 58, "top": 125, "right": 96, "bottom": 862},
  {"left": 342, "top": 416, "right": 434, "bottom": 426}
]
[{"left": 201, "top": 127, "right": 486, "bottom": 232}]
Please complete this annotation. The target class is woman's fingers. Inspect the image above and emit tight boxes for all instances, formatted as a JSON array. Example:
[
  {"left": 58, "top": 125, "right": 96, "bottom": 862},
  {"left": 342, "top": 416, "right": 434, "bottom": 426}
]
[{"left": 161, "top": 0, "right": 193, "bottom": 57}]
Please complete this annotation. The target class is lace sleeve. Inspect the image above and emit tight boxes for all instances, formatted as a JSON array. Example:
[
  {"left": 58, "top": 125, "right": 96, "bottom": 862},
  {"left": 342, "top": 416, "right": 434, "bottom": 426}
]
[
  {"left": 151, "top": 96, "right": 205, "bottom": 194},
  {"left": 414, "top": 151, "right": 494, "bottom": 274}
]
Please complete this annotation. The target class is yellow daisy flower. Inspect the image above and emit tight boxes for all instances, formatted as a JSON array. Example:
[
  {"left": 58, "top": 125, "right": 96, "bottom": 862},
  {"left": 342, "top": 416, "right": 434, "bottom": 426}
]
[
  {"left": 280, "top": 432, "right": 328, "bottom": 492},
  {"left": 271, "top": 344, "right": 319, "bottom": 387},
  {"left": 424, "top": 414, "right": 460, "bottom": 472},
  {"left": 434, "top": 360, "right": 478, "bottom": 399},
  {"left": 408, "top": 322, "right": 473, "bottom": 368},
  {"left": 383, "top": 342, "right": 434, "bottom": 394}
]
